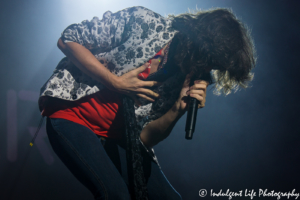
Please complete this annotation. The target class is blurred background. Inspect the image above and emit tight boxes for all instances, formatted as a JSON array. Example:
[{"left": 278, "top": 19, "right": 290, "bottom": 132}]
[{"left": 0, "top": 0, "right": 299, "bottom": 199}]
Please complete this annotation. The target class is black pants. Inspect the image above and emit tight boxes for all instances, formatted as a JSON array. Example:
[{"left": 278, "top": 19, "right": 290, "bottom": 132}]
[{"left": 46, "top": 117, "right": 182, "bottom": 200}]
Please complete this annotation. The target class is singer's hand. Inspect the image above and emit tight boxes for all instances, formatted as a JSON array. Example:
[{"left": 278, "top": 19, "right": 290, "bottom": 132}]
[
  {"left": 113, "top": 62, "right": 160, "bottom": 103},
  {"left": 188, "top": 79, "right": 208, "bottom": 108},
  {"left": 174, "top": 75, "right": 209, "bottom": 115}
]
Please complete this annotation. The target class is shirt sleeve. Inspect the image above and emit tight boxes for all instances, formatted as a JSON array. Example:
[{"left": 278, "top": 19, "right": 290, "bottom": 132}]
[
  {"left": 60, "top": 6, "right": 153, "bottom": 52},
  {"left": 61, "top": 10, "right": 127, "bottom": 52}
]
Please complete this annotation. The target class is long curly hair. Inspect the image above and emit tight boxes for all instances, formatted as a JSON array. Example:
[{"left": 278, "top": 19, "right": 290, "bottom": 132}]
[{"left": 166, "top": 8, "right": 257, "bottom": 95}]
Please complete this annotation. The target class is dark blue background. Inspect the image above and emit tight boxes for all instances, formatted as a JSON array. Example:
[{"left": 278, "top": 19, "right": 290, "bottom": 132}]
[{"left": 1, "top": 0, "right": 299, "bottom": 199}]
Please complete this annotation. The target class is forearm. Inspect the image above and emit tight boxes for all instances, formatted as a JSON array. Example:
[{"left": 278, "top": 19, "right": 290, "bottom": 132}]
[
  {"left": 140, "top": 102, "right": 184, "bottom": 148},
  {"left": 140, "top": 76, "right": 209, "bottom": 148},
  {"left": 57, "top": 38, "right": 118, "bottom": 90}
]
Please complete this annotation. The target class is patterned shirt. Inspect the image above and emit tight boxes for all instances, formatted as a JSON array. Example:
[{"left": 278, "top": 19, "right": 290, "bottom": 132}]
[{"left": 39, "top": 6, "right": 184, "bottom": 138}]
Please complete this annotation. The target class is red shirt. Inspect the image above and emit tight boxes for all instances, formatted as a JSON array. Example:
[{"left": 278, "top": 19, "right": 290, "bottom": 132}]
[
  {"left": 43, "top": 48, "right": 164, "bottom": 139},
  {"left": 44, "top": 89, "right": 124, "bottom": 139}
]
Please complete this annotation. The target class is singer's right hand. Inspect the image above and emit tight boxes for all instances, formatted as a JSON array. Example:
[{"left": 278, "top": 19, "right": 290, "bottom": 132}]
[
  {"left": 113, "top": 63, "right": 160, "bottom": 103},
  {"left": 174, "top": 75, "right": 209, "bottom": 114},
  {"left": 57, "top": 39, "right": 159, "bottom": 104}
]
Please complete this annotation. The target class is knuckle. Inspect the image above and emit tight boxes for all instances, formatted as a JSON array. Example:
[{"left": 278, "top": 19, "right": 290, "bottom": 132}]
[
  {"left": 199, "top": 84, "right": 205, "bottom": 89},
  {"left": 137, "top": 82, "right": 143, "bottom": 88}
]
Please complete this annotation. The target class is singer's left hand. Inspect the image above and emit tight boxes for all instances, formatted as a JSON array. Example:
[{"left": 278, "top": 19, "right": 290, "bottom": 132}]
[
  {"left": 188, "top": 79, "right": 209, "bottom": 108},
  {"left": 140, "top": 76, "right": 208, "bottom": 148},
  {"left": 174, "top": 75, "right": 209, "bottom": 115}
]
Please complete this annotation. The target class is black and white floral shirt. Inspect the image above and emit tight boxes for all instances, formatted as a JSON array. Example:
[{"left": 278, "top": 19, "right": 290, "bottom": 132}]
[{"left": 39, "top": 6, "right": 184, "bottom": 136}]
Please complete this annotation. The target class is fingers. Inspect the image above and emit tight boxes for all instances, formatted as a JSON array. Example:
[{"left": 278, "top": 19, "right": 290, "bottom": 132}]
[
  {"left": 189, "top": 93, "right": 204, "bottom": 102},
  {"left": 188, "top": 79, "right": 208, "bottom": 108},
  {"left": 136, "top": 88, "right": 159, "bottom": 99},
  {"left": 131, "top": 81, "right": 160, "bottom": 102},
  {"left": 190, "top": 80, "right": 209, "bottom": 91},
  {"left": 195, "top": 80, "right": 209, "bottom": 86},
  {"left": 127, "top": 92, "right": 155, "bottom": 105},
  {"left": 198, "top": 101, "right": 205, "bottom": 108},
  {"left": 136, "top": 94, "right": 155, "bottom": 102},
  {"left": 141, "top": 80, "right": 160, "bottom": 87},
  {"left": 189, "top": 93, "right": 205, "bottom": 108},
  {"left": 135, "top": 62, "right": 151, "bottom": 74},
  {"left": 188, "top": 80, "right": 208, "bottom": 97},
  {"left": 188, "top": 89, "right": 205, "bottom": 96}
]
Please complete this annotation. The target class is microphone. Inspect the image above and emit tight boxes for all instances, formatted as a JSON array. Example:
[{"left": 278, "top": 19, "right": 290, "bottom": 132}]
[
  {"left": 185, "top": 78, "right": 200, "bottom": 140},
  {"left": 185, "top": 96, "right": 199, "bottom": 140}
]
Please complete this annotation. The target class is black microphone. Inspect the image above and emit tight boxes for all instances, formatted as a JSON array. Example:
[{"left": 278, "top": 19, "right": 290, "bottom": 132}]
[
  {"left": 185, "top": 95, "right": 199, "bottom": 140},
  {"left": 185, "top": 77, "right": 200, "bottom": 140}
]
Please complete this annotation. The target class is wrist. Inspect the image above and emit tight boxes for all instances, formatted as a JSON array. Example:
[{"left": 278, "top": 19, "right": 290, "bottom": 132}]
[
  {"left": 171, "top": 101, "right": 185, "bottom": 118},
  {"left": 108, "top": 74, "right": 120, "bottom": 92}
]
